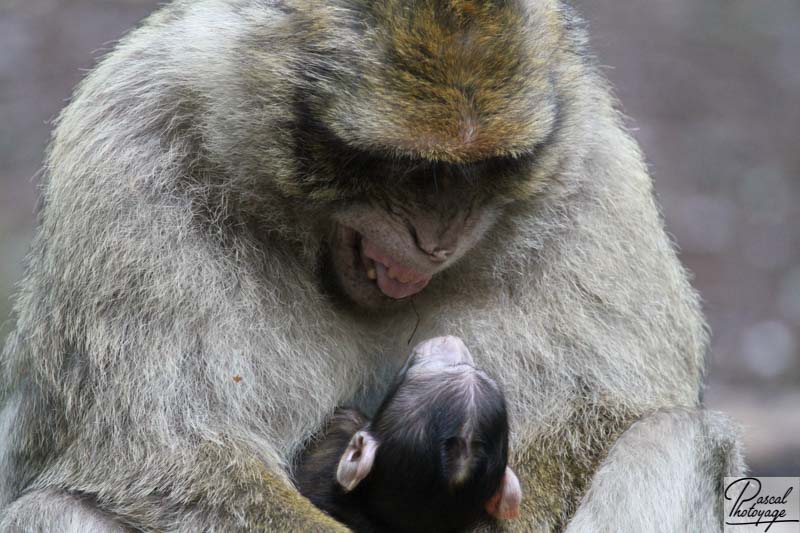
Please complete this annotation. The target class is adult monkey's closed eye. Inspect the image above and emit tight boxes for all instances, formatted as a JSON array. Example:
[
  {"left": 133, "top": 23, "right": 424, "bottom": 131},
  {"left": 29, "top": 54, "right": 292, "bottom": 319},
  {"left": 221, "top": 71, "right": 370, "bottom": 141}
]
[{"left": 0, "top": 0, "right": 743, "bottom": 531}]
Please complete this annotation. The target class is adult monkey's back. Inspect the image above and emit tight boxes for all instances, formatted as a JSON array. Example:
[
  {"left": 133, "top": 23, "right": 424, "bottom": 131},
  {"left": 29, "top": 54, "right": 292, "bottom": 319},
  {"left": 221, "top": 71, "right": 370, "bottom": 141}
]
[{"left": 0, "top": 0, "right": 743, "bottom": 531}]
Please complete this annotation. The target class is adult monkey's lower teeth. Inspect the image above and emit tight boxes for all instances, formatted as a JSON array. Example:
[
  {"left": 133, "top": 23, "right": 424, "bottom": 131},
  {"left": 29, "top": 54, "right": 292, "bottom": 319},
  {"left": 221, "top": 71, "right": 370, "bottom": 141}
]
[{"left": 367, "top": 267, "right": 377, "bottom": 280}]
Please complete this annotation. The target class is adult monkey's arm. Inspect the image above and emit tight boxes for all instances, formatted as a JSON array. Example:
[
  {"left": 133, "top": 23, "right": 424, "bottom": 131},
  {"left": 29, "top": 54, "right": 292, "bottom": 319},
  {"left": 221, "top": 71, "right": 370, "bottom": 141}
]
[
  {"left": 565, "top": 409, "right": 745, "bottom": 533},
  {"left": 474, "top": 410, "right": 744, "bottom": 533},
  {"left": 0, "top": 160, "right": 360, "bottom": 531},
  {"left": 0, "top": 442, "right": 347, "bottom": 532}
]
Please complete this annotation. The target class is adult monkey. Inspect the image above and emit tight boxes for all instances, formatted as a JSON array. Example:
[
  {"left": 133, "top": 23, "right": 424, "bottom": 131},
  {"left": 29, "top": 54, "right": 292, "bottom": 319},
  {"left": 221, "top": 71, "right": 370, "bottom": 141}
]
[{"left": 0, "top": 0, "right": 743, "bottom": 530}]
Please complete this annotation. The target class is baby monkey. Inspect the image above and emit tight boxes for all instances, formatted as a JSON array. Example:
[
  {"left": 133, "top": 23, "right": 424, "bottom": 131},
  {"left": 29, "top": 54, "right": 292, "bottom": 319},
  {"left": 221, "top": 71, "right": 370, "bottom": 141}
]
[{"left": 295, "top": 336, "right": 521, "bottom": 532}]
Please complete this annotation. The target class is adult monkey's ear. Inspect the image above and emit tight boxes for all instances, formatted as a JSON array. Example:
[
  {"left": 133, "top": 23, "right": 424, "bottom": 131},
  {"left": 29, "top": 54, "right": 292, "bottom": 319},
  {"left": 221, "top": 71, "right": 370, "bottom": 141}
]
[
  {"left": 485, "top": 466, "right": 522, "bottom": 520},
  {"left": 336, "top": 430, "right": 379, "bottom": 492}
]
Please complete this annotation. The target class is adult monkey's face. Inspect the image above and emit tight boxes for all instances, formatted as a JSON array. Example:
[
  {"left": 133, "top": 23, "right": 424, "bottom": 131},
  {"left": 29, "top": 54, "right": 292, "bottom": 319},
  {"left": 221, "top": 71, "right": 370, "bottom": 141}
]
[
  {"left": 326, "top": 153, "right": 536, "bottom": 306},
  {"left": 286, "top": 0, "right": 565, "bottom": 308}
]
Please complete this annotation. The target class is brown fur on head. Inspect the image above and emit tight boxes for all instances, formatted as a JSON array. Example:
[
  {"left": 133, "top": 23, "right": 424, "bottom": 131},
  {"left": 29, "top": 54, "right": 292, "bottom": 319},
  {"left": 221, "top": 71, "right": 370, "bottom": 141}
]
[{"left": 318, "top": 0, "right": 563, "bottom": 162}]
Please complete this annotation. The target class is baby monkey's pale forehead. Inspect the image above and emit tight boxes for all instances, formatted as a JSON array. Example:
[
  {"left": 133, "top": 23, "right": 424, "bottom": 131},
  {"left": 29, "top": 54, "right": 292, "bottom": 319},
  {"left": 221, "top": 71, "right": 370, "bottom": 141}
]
[
  {"left": 407, "top": 335, "right": 475, "bottom": 372},
  {"left": 399, "top": 336, "right": 498, "bottom": 402}
]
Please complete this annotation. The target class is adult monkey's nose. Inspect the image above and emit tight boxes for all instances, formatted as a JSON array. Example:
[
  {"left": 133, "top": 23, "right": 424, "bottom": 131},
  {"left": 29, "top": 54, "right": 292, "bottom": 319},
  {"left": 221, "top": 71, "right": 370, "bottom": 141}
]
[
  {"left": 423, "top": 246, "right": 452, "bottom": 262},
  {"left": 410, "top": 214, "right": 463, "bottom": 262}
]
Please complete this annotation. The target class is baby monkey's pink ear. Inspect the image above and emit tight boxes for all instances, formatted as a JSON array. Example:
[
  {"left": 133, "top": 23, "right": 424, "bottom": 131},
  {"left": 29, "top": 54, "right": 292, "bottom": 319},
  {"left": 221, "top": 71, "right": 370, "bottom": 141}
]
[
  {"left": 485, "top": 466, "right": 522, "bottom": 520},
  {"left": 336, "top": 430, "right": 379, "bottom": 492}
]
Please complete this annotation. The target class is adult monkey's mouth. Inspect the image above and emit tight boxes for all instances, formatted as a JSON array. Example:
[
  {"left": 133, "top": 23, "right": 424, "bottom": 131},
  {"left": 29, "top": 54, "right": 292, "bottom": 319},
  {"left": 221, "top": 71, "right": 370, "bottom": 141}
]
[
  {"left": 360, "top": 236, "right": 431, "bottom": 299},
  {"left": 339, "top": 225, "right": 431, "bottom": 300}
]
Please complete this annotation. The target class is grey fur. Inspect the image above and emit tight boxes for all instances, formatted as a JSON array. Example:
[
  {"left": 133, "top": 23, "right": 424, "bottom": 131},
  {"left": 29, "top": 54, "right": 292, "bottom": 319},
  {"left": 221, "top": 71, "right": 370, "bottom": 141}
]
[
  {"left": 565, "top": 409, "right": 745, "bottom": 533},
  {"left": 0, "top": 490, "right": 130, "bottom": 533},
  {"left": 0, "top": 0, "right": 742, "bottom": 531}
]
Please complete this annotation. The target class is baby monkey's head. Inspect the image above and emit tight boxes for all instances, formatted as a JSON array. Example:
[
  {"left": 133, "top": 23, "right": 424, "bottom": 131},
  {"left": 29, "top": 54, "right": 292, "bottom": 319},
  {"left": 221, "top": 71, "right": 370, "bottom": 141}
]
[{"left": 337, "top": 336, "right": 521, "bottom": 532}]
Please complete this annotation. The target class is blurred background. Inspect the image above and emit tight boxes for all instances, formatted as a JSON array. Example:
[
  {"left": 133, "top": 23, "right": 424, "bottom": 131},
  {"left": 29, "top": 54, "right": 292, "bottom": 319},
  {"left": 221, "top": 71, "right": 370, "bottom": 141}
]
[{"left": 1, "top": 0, "right": 798, "bottom": 474}]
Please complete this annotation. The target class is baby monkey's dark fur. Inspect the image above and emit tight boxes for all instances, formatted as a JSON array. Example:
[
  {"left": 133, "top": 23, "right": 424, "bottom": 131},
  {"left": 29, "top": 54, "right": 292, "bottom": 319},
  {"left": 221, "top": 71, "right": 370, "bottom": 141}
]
[{"left": 295, "top": 337, "right": 521, "bottom": 533}]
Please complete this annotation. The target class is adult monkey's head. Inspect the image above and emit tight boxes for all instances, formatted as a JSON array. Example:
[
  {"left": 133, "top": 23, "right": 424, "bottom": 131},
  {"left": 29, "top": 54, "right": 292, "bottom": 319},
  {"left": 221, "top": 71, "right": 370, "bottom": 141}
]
[{"left": 223, "top": 0, "right": 576, "bottom": 308}]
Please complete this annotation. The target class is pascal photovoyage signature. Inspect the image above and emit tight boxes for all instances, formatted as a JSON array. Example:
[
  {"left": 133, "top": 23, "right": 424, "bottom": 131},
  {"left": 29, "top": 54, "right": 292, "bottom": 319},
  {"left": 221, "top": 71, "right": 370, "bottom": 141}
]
[{"left": 725, "top": 477, "right": 799, "bottom": 531}]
